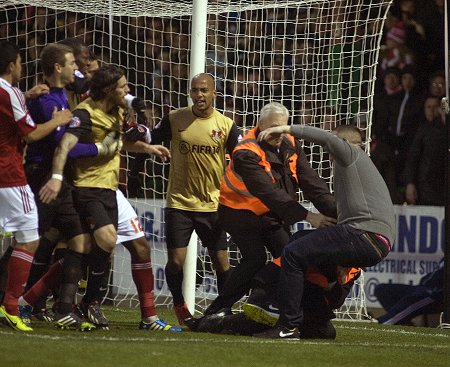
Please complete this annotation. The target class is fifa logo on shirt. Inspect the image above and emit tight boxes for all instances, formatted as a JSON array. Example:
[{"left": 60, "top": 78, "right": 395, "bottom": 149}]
[
  {"left": 211, "top": 128, "right": 223, "bottom": 142},
  {"left": 179, "top": 141, "right": 220, "bottom": 155}
]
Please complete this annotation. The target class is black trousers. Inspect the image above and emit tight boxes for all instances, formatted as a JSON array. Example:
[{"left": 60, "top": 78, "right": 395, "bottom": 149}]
[{"left": 205, "top": 205, "right": 290, "bottom": 315}]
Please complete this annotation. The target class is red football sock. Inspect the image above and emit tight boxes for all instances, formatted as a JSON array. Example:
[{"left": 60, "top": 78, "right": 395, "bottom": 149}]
[
  {"left": 3, "top": 249, "right": 34, "bottom": 315},
  {"left": 23, "top": 259, "right": 63, "bottom": 307},
  {"left": 131, "top": 260, "right": 156, "bottom": 318}
]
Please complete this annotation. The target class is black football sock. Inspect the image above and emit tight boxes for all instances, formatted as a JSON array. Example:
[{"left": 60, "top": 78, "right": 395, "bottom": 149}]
[
  {"left": 25, "top": 236, "right": 58, "bottom": 292},
  {"left": 57, "top": 250, "right": 83, "bottom": 315},
  {"left": 50, "top": 248, "right": 67, "bottom": 302},
  {"left": 165, "top": 265, "right": 184, "bottom": 306},
  {"left": 82, "top": 245, "right": 111, "bottom": 304},
  {"left": 216, "top": 268, "right": 232, "bottom": 295},
  {"left": 91, "top": 261, "right": 111, "bottom": 303},
  {"left": 52, "top": 247, "right": 66, "bottom": 262}
]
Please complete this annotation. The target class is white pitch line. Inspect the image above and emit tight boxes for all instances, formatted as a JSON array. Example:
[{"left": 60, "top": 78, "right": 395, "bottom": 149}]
[
  {"left": 336, "top": 324, "right": 450, "bottom": 338},
  {"left": 0, "top": 329, "right": 448, "bottom": 349}
]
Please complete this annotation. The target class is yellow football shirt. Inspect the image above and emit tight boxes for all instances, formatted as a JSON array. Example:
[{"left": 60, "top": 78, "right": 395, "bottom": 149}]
[
  {"left": 71, "top": 98, "right": 123, "bottom": 190},
  {"left": 167, "top": 107, "right": 234, "bottom": 212}
]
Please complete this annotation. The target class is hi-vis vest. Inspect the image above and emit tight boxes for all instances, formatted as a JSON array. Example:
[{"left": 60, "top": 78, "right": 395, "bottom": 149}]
[
  {"left": 272, "top": 257, "right": 361, "bottom": 290},
  {"left": 219, "top": 127, "right": 298, "bottom": 215}
]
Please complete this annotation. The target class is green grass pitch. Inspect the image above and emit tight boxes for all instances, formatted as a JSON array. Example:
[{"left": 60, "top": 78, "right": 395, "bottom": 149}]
[{"left": 0, "top": 306, "right": 448, "bottom": 367}]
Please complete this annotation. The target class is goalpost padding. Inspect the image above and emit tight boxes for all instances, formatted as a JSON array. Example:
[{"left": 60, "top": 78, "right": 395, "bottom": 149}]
[{"left": 0, "top": 0, "right": 392, "bottom": 320}]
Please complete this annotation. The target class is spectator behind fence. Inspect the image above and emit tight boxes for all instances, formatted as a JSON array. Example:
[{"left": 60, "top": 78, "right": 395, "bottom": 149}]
[
  {"left": 401, "top": 96, "right": 445, "bottom": 205},
  {"left": 372, "top": 67, "right": 403, "bottom": 203}
]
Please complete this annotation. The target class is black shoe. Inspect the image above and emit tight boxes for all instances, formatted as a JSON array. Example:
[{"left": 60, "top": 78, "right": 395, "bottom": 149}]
[
  {"left": 243, "top": 301, "right": 279, "bottom": 327},
  {"left": 196, "top": 314, "right": 225, "bottom": 333},
  {"left": 32, "top": 308, "right": 54, "bottom": 322},
  {"left": 300, "top": 320, "right": 336, "bottom": 340},
  {"left": 79, "top": 301, "right": 109, "bottom": 329},
  {"left": 253, "top": 326, "right": 300, "bottom": 339},
  {"left": 184, "top": 317, "right": 201, "bottom": 331},
  {"left": 244, "top": 288, "right": 279, "bottom": 326},
  {"left": 204, "top": 304, "right": 232, "bottom": 317},
  {"left": 53, "top": 312, "right": 96, "bottom": 331},
  {"left": 214, "top": 307, "right": 232, "bottom": 317}
]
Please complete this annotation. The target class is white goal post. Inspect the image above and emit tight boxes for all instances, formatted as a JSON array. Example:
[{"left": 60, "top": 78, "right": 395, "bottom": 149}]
[{"left": 0, "top": 0, "right": 393, "bottom": 321}]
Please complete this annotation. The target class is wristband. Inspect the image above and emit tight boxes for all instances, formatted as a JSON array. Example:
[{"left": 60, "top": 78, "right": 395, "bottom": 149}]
[{"left": 51, "top": 173, "right": 63, "bottom": 181}]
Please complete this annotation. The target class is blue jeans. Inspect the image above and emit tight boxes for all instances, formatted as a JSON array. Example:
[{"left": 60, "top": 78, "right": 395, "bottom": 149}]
[{"left": 277, "top": 224, "right": 389, "bottom": 328}]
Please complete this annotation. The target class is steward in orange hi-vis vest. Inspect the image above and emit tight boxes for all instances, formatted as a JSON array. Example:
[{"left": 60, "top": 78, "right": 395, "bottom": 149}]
[
  {"left": 219, "top": 127, "right": 298, "bottom": 215},
  {"left": 272, "top": 257, "right": 361, "bottom": 290}
]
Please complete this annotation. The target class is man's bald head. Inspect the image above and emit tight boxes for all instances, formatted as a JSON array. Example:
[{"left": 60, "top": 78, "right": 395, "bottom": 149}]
[
  {"left": 191, "top": 73, "right": 215, "bottom": 90},
  {"left": 190, "top": 73, "right": 217, "bottom": 117}
]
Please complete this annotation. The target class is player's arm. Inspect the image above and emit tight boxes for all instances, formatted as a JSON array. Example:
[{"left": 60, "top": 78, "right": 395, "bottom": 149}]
[
  {"left": 149, "top": 115, "right": 172, "bottom": 144},
  {"left": 39, "top": 109, "right": 92, "bottom": 203},
  {"left": 123, "top": 120, "right": 151, "bottom": 144},
  {"left": 10, "top": 89, "right": 71, "bottom": 144},
  {"left": 225, "top": 123, "right": 241, "bottom": 153},
  {"left": 121, "top": 111, "right": 170, "bottom": 160},
  {"left": 23, "top": 107, "right": 73, "bottom": 143},
  {"left": 24, "top": 84, "right": 50, "bottom": 100},
  {"left": 122, "top": 140, "right": 170, "bottom": 161},
  {"left": 35, "top": 96, "right": 113, "bottom": 159},
  {"left": 125, "top": 95, "right": 147, "bottom": 125},
  {"left": 39, "top": 132, "right": 79, "bottom": 204},
  {"left": 68, "top": 131, "right": 121, "bottom": 159}
]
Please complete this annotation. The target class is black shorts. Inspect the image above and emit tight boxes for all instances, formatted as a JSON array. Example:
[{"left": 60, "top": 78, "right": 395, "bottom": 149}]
[
  {"left": 25, "top": 163, "right": 83, "bottom": 240},
  {"left": 73, "top": 187, "right": 118, "bottom": 232},
  {"left": 165, "top": 208, "right": 227, "bottom": 251}
]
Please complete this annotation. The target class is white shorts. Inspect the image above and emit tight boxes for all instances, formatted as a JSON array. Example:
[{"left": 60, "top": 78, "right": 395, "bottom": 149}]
[
  {"left": 0, "top": 185, "right": 39, "bottom": 243},
  {"left": 116, "top": 189, "right": 144, "bottom": 244}
]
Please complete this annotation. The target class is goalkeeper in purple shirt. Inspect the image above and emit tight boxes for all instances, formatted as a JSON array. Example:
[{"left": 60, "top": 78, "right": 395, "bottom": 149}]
[
  {"left": 254, "top": 124, "right": 395, "bottom": 339},
  {"left": 22, "top": 43, "right": 119, "bottom": 323}
]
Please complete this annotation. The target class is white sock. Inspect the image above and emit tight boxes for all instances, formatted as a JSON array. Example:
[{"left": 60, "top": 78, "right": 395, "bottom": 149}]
[
  {"left": 143, "top": 315, "right": 159, "bottom": 323},
  {"left": 18, "top": 296, "right": 30, "bottom": 307}
]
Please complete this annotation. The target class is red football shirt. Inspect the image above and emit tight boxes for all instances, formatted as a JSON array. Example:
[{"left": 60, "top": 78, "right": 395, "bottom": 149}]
[{"left": 0, "top": 77, "right": 36, "bottom": 187}]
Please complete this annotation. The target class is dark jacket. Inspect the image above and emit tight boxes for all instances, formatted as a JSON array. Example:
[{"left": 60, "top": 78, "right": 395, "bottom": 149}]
[
  {"left": 401, "top": 117, "right": 446, "bottom": 205},
  {"left": 224, "top": 128, "right": 336, "bottom": 226}
]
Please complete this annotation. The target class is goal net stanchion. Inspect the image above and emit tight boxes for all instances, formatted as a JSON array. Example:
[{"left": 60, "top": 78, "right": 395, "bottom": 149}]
[
  {"left": 183, "top": 0, "right": 208, "bottom": 316},
  {"left": 0, "top": 0, "right": 393, "bottom": 321},
  {"left": 440, "top": 0, "right": 449, "bottom": 330}
]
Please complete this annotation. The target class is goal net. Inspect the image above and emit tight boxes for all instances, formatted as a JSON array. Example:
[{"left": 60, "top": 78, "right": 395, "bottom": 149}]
[{"left": 0, "top": 0, "right": 392, "bottom": 321}]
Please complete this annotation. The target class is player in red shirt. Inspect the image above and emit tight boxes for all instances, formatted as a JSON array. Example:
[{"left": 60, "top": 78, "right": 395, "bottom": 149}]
[{"left": 0, "top": 41, "right": 72, "bottom": 331}]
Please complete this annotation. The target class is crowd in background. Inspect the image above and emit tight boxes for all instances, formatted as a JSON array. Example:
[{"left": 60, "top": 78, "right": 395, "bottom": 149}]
[
  {"left": 372, "top": 0, "right": 446, "bottom": 205},
  {"left": 0, "top": 0, "right": 446, "bottom": 205}
]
